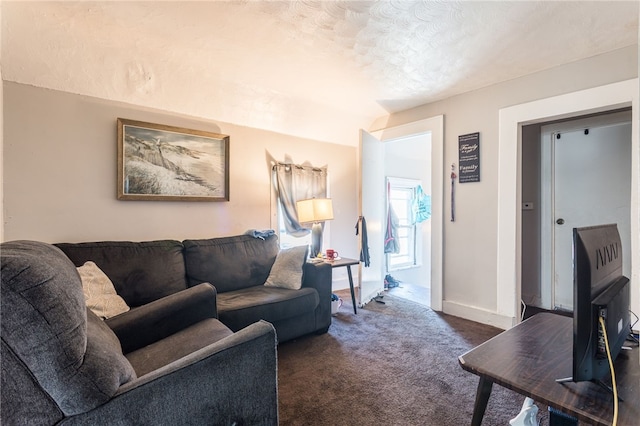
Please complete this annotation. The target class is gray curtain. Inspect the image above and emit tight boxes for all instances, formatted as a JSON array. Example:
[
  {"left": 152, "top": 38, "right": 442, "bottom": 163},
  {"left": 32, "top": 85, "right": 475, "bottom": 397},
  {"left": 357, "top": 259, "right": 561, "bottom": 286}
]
[{"left": 273, "top": 163, "right": 327, "bottom": 237}]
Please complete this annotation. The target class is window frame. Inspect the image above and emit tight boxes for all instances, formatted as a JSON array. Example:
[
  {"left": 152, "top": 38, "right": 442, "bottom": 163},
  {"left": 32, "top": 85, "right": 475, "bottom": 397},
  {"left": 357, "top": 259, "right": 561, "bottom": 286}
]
[
  {"left": 386, "top": 177, "right": 422, "bottom": 272},
  {"left": 271, "top": 165, "right": 330, "bottom": 250}
]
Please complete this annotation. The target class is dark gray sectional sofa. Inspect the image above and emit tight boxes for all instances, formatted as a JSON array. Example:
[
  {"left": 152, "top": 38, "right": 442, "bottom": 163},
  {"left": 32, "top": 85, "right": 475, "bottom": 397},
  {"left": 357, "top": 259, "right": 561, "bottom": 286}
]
[
  {"left": 1, "top": 234, "right": 332, "bottom": 425},
  {"left": 55, "top": 233, "right": 333, "bottom": 343},
  {"left": 2, "top": 239, "right": 280, "bottom": 425}
]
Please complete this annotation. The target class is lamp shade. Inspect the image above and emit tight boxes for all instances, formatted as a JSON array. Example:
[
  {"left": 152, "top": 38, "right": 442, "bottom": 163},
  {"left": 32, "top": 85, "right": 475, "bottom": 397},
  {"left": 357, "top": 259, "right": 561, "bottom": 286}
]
[{"left": 296, "top": 198, "right": 334, "bottom": 223}]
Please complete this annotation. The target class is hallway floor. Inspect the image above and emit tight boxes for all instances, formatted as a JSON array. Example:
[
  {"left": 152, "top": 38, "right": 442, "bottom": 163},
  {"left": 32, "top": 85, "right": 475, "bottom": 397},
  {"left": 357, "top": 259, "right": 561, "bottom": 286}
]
[
  {"left": 386, "top": 282, "right": 430, "bottom": 307},
  {"left": 334, "top": 281, "right": 431, "bottom": 311}
]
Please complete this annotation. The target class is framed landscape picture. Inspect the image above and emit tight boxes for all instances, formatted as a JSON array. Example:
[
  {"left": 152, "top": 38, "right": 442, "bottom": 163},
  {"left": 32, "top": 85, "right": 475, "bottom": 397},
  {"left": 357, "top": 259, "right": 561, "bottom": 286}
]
[{"left": 117, "top": 118, "right": 229, "bottom": 201}]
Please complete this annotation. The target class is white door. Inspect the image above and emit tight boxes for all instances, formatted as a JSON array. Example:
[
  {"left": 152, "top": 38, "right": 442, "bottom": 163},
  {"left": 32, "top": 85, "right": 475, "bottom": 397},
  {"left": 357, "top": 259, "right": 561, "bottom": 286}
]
[
  {"left": 551, "top": 119, "right": 632, "bottom": 310},
  {"left": 358, "top": 129, "right": 385, "bottom": 306}
]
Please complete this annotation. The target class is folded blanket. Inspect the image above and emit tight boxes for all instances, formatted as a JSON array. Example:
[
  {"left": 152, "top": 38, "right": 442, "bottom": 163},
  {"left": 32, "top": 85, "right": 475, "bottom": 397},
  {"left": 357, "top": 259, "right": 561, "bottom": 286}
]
[{"left": 245, "top": 229, "right": 276, "bottom": 240}]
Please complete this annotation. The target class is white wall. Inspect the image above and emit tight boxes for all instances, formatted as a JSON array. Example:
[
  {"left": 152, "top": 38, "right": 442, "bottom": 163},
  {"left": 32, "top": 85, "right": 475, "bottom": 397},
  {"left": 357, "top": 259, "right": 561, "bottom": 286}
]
[
  {"left": 371, "top": 46, "right": 638, "bottom": 328},
  {"left": 2, "top": 83, "right": 358, "bottom": 266}
]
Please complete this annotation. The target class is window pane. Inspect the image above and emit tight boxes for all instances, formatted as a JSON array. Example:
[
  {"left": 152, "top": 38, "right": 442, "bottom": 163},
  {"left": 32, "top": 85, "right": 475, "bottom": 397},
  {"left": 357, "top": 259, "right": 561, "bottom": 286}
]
[{"left": 277, "top": 202, "right": 310, "bottom": 249}]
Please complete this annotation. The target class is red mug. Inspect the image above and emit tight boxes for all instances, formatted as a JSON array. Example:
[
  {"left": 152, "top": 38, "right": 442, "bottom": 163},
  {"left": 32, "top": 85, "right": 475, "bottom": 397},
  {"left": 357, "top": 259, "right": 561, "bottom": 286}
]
[{"left": 325, "top": 249, "right": 338, "bottom": 260}]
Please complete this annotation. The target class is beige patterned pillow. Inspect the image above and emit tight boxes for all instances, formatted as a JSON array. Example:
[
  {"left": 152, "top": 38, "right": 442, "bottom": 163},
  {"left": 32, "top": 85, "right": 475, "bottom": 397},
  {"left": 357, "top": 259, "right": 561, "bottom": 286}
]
[{"left": 77, "top": 261, "right": 130, "bottom": 319}]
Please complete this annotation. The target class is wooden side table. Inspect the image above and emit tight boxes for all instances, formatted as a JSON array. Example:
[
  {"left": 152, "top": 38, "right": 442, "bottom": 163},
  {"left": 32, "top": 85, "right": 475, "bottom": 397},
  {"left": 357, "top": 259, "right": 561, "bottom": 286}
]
[{"left": 324, "top": 257, "right": 359, "bottom": 314}]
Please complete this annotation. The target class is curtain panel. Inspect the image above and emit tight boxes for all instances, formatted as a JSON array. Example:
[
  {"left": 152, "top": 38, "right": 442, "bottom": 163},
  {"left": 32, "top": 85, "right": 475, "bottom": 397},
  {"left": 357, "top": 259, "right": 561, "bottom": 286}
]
[{"left": 272, "top": 162, "right": 328, "bottom": 237}]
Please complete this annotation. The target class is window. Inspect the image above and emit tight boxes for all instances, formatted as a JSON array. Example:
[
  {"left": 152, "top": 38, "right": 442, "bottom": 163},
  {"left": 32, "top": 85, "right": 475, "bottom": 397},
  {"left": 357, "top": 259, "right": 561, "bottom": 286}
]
[
  {"left": 386, "top": 177, "right": 423, "bottom": 271},
  {"left": 271, "top": 162, "right": 328, "bottom": 249}
]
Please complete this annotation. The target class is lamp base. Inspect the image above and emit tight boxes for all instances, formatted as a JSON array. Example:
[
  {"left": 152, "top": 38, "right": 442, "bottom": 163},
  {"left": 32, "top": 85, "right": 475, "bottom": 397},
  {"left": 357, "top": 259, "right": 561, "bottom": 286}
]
[{"left": 310, "top": 222, "right": 323, "bottom": 258}]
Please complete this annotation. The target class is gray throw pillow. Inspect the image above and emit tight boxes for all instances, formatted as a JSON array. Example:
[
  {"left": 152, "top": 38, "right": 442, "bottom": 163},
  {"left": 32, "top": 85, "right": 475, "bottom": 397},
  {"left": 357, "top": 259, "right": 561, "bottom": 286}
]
[{"left": 264, "top": 245, "right": 308, "bottom": 290}]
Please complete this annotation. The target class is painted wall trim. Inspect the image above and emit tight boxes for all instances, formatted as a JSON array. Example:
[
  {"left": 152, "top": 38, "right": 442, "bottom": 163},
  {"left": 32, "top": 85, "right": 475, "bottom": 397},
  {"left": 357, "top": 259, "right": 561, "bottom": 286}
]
[
  {"left": 442, "top": 300, "right": 515, "bottom": 330},
  {"left": 497, "top": 78, "right": 639, "bottom": 324}
]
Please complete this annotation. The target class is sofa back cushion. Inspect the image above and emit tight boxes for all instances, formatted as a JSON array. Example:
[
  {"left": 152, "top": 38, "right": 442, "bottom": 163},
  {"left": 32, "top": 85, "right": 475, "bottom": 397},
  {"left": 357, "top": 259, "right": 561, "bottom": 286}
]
[
  {"left": 55, "top": 240, "right": 187, "bottom": 307},
  {"left": 183, "top": 234, "right": 279, "bottom": 293},
  {"left": 1, "top": 241, "right": 136, "bottom": 416}
]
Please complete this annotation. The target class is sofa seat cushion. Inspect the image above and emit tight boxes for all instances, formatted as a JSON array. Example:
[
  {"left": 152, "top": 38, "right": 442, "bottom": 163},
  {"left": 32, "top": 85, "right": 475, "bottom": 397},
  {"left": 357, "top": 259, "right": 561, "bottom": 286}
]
[
  {"left": 126, "top": 318, "right": 233, "bottom": 377},
  {"left": 217, "top": 286, "right": 319, "bottom": 332}
]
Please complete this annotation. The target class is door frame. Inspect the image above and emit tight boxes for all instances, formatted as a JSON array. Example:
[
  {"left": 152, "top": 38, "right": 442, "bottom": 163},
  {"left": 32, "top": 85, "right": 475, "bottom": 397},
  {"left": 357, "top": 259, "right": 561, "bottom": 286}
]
[
  {"left": 366, "top": 115, "right": 444, "bottom": 311},
  {"left": 497, "top": 78, "right": 639, "bottom": 325},
  {"left": 539, "top": 112, "right": 632, "bottom": 311}
]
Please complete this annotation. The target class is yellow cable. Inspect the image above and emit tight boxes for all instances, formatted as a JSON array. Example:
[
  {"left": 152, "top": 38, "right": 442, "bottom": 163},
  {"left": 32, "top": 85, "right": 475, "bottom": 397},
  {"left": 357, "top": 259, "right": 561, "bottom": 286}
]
[{"left": 598, "top": 316, "right": 618, "bottom": 426}]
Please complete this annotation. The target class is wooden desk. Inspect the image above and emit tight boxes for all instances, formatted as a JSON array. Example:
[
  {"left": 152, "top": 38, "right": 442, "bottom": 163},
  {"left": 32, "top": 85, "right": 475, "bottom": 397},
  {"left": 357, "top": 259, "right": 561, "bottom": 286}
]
[
  {"left": 458, "top": 313, "right": 639, "bottom": 426},
  {"left": 324, "top": 257, "right": 359, "bottom": 314}
]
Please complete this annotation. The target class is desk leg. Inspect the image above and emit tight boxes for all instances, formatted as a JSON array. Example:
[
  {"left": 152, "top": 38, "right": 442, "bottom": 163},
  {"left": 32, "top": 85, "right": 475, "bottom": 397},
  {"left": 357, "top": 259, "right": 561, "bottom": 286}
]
[
  {"left": 471, "top": 377, "right": 493, "bottom": 426},
  {"left": 346, "top": 265, "right": 357, "bottom": 314}
]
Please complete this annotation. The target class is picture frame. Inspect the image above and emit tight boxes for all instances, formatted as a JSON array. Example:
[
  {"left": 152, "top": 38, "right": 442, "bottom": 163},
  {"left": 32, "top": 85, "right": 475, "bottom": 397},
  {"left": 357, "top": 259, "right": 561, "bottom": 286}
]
[{"left": 117, "top": 118, "right": 229, "bottom": 201}]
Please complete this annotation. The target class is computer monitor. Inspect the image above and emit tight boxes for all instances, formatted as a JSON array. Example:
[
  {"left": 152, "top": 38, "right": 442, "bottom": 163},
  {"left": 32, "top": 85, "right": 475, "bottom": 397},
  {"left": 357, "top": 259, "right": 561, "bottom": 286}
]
[{"left": 570, "top": 224, "right": 631, "bottom": 384}]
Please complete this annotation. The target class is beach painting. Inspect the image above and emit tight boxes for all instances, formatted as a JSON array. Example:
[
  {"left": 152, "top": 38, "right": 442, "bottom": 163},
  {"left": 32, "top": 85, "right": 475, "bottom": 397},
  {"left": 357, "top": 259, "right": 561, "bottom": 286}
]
[{"left": 117, "top": 119, "right": 229, "bottom": 201}]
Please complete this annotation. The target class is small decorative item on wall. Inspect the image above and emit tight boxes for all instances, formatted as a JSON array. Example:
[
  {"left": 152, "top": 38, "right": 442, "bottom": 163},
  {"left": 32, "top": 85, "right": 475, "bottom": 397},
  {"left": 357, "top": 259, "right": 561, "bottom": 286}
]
[
  {"left": 458, "top": 132, "right": 480, "bottom": 183},
  {"left": 450, "top": 163, "right": 457, "bottom": 222},
  {"left": 117, "top": 118, "right": 229, "bottom": 201}
]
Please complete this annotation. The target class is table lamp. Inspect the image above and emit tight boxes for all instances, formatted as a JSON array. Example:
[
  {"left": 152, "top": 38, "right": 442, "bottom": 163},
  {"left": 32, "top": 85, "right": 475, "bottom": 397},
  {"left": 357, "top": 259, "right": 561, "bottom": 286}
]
[{"left": 296, "top": 198, "right": 334, "bottom": 258}]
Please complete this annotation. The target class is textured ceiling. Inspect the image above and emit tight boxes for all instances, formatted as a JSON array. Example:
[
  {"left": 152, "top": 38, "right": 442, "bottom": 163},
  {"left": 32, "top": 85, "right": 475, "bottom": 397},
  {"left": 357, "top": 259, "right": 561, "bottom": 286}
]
[{"left": 2, "top": 1, "right": 638, "bottom": 145}]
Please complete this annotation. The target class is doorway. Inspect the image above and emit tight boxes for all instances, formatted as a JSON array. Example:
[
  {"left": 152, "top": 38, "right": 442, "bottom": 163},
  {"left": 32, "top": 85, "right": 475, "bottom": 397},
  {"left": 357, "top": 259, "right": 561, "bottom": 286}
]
[
  {"left": 358, "top": 115, "right": 444, "bottom": 311},
  {"left": 383, "top": 137, "right": 432, "bottom": 307},
  {"left": 522, "top": 110, "right": 632, "bottom": 312},
  {"left": 497, "top": 78, "right": 638, "bottom": 326}
]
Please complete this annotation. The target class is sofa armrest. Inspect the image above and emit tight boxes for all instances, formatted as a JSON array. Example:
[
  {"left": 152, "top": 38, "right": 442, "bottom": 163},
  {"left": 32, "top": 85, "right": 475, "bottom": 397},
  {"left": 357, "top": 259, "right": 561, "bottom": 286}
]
[
  {"left": 62, "top": 321, "right": 278, "bottom": 426},
  {"left": 106, "top": 283, "right": 218, "bottom": 354},
  {"left": 302, "top": 261, "right": 332, "bottom": 332}
]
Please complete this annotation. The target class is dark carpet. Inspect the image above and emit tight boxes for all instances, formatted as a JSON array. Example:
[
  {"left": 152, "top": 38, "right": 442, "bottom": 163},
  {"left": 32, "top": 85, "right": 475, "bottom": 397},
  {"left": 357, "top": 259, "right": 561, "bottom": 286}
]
[{"left": 277, "top": 293, "right": 550, "bottom": 425}]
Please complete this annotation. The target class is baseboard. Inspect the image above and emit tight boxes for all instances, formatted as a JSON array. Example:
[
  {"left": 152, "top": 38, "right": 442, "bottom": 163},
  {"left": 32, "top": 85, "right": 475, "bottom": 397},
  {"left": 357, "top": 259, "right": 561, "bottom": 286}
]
[
  {"left": 331, "top": 276, "right": 350, "bottom": 291},
  {"left": 442, "top": 300, "right": 516, "bottom": 330}
]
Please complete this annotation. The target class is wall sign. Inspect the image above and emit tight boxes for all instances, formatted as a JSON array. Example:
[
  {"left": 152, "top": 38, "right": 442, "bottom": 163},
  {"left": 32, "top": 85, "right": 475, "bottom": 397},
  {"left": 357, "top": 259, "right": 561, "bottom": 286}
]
[{"left": 458, "top": 132, "right": 480, "bottom": 183}]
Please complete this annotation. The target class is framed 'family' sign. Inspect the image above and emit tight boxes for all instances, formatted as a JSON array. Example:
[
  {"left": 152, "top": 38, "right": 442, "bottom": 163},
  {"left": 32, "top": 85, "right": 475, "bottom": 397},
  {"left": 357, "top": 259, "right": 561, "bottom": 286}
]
[
  {"left": 458, "top": 132, "right": 480, "bottom": 183},
  {"left": 117, "top": 119, "right": 229, "bottom": 201}
]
